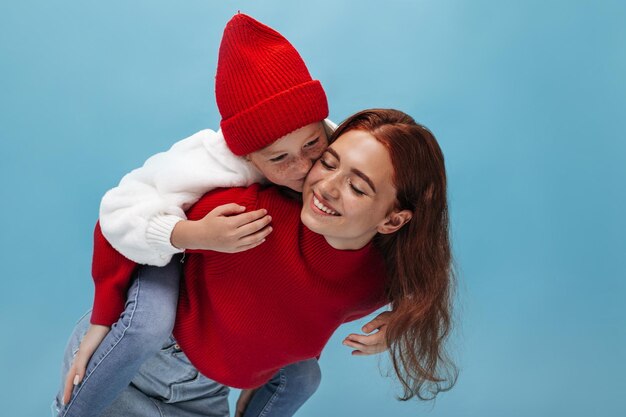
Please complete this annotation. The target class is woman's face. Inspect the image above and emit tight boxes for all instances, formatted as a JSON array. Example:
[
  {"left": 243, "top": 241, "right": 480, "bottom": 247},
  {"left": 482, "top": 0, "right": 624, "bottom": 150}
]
[{"left": 301, "top": 129, "right": 407, "bottom": 249}]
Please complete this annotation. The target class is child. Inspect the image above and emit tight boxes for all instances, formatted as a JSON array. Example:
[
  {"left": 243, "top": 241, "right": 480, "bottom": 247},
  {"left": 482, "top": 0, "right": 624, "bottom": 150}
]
[{"left": 56, "top": 13, "right": 339, "bottom": 417}]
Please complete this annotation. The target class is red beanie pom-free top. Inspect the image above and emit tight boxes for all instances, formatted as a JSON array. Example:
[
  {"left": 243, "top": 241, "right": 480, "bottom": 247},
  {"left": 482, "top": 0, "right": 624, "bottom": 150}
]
[{"left": 216, "top": 13, "right": 329, "bottom": 156}]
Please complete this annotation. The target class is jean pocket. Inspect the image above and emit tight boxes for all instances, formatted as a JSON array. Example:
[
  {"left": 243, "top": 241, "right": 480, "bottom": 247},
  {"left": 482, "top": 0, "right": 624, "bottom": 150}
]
[{"left": 131, "top": 343, "right": 199, "bottom": 402}]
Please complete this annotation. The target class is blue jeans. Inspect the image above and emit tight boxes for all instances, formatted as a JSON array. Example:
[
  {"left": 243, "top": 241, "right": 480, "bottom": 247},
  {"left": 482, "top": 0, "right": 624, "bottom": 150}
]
[{"left": 53, "top": 258, "right": 321, "bottom": 417}]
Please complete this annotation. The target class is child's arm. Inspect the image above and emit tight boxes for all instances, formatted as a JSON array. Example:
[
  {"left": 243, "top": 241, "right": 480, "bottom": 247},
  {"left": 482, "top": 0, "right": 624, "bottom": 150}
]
[
  {"left": 99, "top": 128, "right": 265, "bottom": 266},
  {"left": 91, "top": 185, "right": 267, "bottom": 328},
  {"left": 170, "top": 204, "right": 272, "bottom": 252}
]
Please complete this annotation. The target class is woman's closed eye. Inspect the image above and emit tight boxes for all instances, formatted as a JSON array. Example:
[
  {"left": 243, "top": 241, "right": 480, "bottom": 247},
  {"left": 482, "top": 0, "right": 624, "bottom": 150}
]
[
  {"left": 319, "top": 158, "right": 335, "bottom": 170},
  {"left": 348, "top": 179, "right": 366, "bottom": 196}
]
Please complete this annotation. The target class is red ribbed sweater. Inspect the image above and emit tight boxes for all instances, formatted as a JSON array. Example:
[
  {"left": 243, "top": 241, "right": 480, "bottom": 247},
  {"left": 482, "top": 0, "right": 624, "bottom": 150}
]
[{"left": 91, "top": 184, "right": 388, "bottom": 388}]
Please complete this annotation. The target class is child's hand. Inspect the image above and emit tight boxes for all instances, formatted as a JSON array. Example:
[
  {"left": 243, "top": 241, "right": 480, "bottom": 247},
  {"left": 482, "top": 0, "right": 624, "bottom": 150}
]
[
  {"left": 342, "top": 311, "right": 392, "bottom": 355},
  {"left": 62, "top": 324, "right": 110, "bottom": 404},
  {"left": 171, "top": 203, "right": 273, "bottom": 253}
]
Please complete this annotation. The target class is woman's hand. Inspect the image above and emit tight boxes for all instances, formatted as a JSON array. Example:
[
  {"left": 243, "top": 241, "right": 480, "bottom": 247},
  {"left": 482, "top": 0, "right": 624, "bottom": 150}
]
[
  {"left": 62, "top": 324, "right": 110, "bottom": 404},
  {"left": 342, "top": 311, "right": 392, "bottom": 355},
  {"left": 235, "top": 388, "right": 258, "bottom": 417},
  {"left": 171, "top": 203, "right": 273, "bottom": 253}
]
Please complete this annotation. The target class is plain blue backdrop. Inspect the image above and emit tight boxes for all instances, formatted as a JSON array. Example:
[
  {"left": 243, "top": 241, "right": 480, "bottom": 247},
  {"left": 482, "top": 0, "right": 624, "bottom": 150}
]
[{"left": 1, "top": 1, "right": 624, "bottom": 416}]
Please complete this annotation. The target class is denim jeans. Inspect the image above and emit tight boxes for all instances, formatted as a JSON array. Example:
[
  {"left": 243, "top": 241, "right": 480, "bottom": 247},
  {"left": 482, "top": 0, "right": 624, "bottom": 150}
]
[{"left": 53, "top": 258, "right": 321, "bottom": 417}]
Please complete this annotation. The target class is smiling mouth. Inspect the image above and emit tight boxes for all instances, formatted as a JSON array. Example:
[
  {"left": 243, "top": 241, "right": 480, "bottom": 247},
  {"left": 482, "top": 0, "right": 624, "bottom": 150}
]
[{"left": 312, "top": 194, "right": 340, "bottom": 216}]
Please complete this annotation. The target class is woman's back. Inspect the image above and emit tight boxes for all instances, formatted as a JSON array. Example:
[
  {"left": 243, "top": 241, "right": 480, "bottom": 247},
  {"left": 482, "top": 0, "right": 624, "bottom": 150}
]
[{"left": 176, "top": 184, "right": 388, "bottom": 389}]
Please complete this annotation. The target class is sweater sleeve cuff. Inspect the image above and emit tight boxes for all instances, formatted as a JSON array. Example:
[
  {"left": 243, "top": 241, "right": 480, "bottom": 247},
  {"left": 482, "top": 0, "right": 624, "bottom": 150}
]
[
  {"left": 146, "top": 214, "right": 185, "bottom": 257},
  {"left": 90, "top": 280, "right": 128, "bottom": 326}
]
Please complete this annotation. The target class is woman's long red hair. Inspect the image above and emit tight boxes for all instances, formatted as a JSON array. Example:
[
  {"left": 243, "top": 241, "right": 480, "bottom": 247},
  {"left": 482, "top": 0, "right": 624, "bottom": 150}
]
[{"left": 332, "top": 109, "right": 457, "bottom": 400}]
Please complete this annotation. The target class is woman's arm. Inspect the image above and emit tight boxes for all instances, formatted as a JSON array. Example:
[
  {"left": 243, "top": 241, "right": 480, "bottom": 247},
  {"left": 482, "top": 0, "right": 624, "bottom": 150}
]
[
  {"left": 91, "top": 222, "right": 138, "bottom": 326},
  {"left": 61, "top": 324, "right": 110, "bottom": 405},
  {"left": 342, "top": 311, "right": 391, "bottom": 355},
  {"left": 99, "top": 128, "right": 264, "bottom": 266}
]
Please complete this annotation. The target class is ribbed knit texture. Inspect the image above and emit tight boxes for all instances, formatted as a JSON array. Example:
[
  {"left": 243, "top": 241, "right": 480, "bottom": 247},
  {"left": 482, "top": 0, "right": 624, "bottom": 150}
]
[
  {"left": 176, "top": 185, "right": 387, "bottom": 388},
  {"left": 216, "top": 13, "right": 328, "bottom": 155},
  {"left": 91, "top": 185, "right": 387, "bottom": 389},
  {"left": 145, "top": 214, "right": 185, "bottom": 255},
  {"left": 91, "top": 222, "right": 138, "bottom": 326}
]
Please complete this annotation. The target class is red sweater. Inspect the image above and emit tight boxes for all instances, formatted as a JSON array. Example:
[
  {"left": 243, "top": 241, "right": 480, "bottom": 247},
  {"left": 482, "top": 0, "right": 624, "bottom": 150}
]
[{"left": 91, "top": 184, "right": 388, "bottom": 388}]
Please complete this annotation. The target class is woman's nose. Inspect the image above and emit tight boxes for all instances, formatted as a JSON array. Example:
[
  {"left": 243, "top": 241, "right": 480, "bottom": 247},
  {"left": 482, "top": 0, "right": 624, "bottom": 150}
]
[{"left": 317, "top": 174, "right": 340, "bottom": 200}]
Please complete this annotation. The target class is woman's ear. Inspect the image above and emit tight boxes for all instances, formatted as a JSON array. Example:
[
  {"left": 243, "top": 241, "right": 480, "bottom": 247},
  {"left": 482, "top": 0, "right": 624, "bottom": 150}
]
[{"left": 377, "top": 209, "right": 412, "bottom": 235}]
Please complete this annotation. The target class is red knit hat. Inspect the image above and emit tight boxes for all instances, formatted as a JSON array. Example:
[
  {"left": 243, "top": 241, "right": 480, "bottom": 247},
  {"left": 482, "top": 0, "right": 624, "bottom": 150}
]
[{"left": 216, "top": 13, "right": 329, "bottom": 156}]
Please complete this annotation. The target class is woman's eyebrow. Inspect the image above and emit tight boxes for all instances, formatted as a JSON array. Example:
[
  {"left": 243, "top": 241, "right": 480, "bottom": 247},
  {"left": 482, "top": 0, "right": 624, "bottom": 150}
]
[
  {"left": 353, "top": 168, "right": 376, "bottom": 193},
  {"left": 326, "top": 147, "right": 340, "bottom": 159},
  {"left": 326, "top": 147, "right": 376, "bottom": 193}
]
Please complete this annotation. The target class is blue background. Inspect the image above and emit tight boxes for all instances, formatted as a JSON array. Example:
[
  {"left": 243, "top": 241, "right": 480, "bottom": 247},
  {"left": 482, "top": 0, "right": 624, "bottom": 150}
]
[{"left": 1, "top": 1, "right": 624, "bottom": 416}]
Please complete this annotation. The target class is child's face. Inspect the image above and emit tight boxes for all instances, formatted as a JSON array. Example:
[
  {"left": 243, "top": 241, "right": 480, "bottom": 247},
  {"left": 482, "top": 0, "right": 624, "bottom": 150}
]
[{"left": 247, "top": 122, "right": 328, "bottom": 192}]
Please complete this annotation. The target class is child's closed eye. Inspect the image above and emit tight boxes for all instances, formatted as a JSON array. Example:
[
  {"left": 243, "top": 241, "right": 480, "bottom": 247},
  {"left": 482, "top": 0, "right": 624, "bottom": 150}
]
[
  {"left": 304, "top": 138, "right": 319, "bottom": 148},
  {"left": 269, "top": 154, "right": 288, "bottom": 162}
]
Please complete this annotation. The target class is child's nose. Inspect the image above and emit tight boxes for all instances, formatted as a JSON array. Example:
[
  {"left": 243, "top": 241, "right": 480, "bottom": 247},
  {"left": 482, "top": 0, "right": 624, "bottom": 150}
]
[{"left": 291, "top": 156, "right": 312, "bottom": 178}]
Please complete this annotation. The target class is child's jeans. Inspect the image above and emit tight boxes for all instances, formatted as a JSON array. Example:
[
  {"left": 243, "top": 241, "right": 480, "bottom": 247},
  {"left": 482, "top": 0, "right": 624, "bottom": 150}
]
[{"left": 53, "top": 256, "right": 321, "bottom": 417}]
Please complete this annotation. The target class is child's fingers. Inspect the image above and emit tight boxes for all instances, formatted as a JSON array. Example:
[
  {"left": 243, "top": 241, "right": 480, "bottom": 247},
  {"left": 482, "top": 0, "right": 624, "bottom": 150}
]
[
  {"left": 210, "top": 203, "right": 247, "bottom": 217},
  {"left": 233, "top": 226, "right": 273, "bottom": 253},
  {"left": 233, "top": 237, "right": 268, "bottom": 253},
  {"left": 238, "top": 225, "right": 273, "bottom": 246},
  {"left": 230, "top": 208, "right": 268, "bottom": 227},
  {"left": 236, "top": 214, "right": 272, "bottom": 237}
]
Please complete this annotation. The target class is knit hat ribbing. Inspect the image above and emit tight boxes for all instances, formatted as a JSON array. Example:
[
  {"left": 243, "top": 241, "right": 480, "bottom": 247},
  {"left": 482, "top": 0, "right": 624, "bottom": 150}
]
[{"left": 216, "top": 13, "right": 329, "bottom": 156}]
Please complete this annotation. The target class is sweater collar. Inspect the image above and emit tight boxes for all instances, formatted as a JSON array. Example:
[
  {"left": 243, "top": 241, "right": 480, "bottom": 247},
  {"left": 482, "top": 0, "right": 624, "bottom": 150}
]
[{"left": 299, "top": 224, "right": 381, "bottom": 280}]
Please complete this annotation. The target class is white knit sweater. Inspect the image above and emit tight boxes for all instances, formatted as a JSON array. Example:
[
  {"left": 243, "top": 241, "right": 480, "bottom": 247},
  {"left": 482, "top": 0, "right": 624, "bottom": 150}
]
[
  {"left": 99, "top": 128, "right": 263, "bottom": 266},
  {"left": 99, "top": 121, "right": 336, "bottom": 266}
]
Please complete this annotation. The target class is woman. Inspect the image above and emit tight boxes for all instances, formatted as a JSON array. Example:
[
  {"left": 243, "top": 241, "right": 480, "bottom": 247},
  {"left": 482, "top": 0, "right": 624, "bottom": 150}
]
[{"left": 53, "top": 109, "right": 457, "bottom": 416}]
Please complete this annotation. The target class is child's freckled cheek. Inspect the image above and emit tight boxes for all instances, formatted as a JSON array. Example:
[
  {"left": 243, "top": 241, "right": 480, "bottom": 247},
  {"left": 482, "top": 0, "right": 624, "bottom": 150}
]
[
  {"left": 273, "top": 163, "right": 290, "bottom": 175},
  {"left": 265, "top": 162, "right": 292, "bottom": 182}
]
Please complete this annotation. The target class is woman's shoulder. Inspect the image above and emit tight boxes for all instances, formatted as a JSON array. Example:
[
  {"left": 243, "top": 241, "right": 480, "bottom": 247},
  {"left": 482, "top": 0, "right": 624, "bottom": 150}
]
[
  {"left": 185, "top": 184, "right": 300, "bottom": 221},
  {"left": 185, "top": 184, "right": 263, "bottom": 220},
  {"left": 255, "top": 186, "right": 302, "bottom": 217}
]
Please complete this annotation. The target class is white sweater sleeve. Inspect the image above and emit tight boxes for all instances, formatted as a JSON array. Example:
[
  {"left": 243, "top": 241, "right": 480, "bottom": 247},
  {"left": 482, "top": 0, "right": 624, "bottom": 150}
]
[{"left": 99, "top": 129, "right": 264, "bottom": 266}]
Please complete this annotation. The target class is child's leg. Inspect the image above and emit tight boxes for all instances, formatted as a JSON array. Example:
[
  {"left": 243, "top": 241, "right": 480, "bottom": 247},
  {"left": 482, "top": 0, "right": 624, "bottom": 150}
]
[
  {"left": 242, "top": 358, "right": 322, "bottom": 417},
  {"left": 54, "top": 257, "right": 182, "bottom": 417}
]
